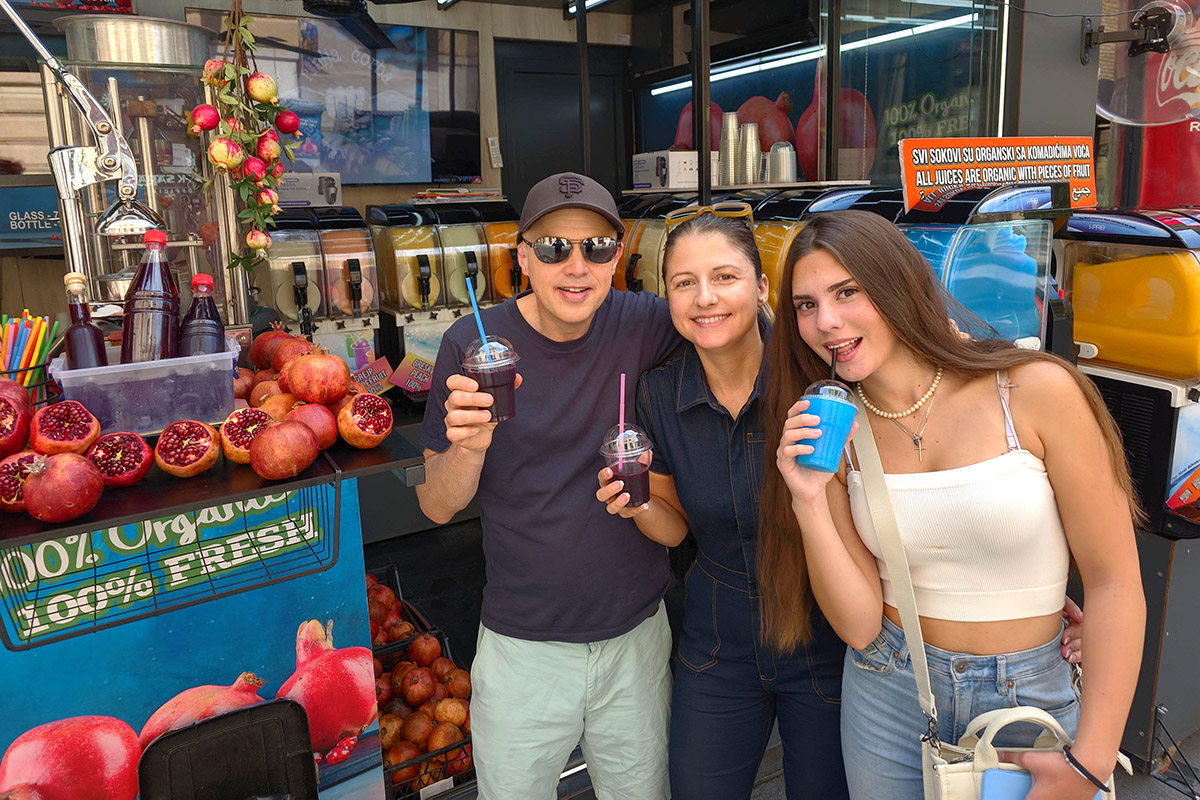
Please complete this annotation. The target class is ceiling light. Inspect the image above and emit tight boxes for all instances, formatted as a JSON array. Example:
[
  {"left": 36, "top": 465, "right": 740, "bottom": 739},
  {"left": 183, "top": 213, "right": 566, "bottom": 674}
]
[{"left": 566, "top": 0, "right": 615, "bottom": 15}]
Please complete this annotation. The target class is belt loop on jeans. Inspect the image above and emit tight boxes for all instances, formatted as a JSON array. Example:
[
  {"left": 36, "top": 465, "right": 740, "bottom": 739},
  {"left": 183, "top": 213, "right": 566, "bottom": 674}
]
[{"left": 995, "top": 656, "right": 1008, "bottom": 695}]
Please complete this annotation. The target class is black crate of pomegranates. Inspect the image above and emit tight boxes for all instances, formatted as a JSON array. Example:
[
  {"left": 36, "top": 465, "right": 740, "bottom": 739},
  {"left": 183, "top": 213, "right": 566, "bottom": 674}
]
[
  {"left": 376, "top": 630, "right": 475, "bottom": 798},
  {"left": 367, "top": 566, "right": 433, "bottom": 654}
]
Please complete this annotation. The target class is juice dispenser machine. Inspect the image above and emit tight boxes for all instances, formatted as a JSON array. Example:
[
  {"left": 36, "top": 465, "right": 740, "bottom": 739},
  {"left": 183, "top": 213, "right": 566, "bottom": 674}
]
[
  {"left": 426, "top": 203, "right": 491, "bottom": 310},
  {"left": 311, "top": 208, "right": 380, "bottom": 372},
  {"left": 370, "top": 204, "right": 445, "bottom": 317},
  {"left": 1057, "top": 207, "right": 1200, "bottom": 784},
  {"left": 479, "top": 200, "right": 522, "bottom": 301},
  {"left": 253, "top": 211, "right": 326, "bottom": 339},
  {"left": 616, "top": 193, "right": 673, "bottom": 291}
]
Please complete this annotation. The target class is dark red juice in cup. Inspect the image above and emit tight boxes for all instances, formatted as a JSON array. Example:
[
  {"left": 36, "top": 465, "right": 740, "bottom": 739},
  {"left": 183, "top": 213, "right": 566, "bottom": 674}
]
[
  {"left": 600, "top": 423, "right": 654, "bottom": 508},
  {"left": 463, "top": 335, "right": 520, "bottom": 422},
  {"left": 613, "top": 460, "right": 651, "bottom": 507}
]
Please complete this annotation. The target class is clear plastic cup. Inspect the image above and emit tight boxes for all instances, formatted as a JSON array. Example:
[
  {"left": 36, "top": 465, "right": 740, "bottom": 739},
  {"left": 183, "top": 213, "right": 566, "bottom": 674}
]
[
  {"left": 463, "top": 335, "right": 520, "bottom": 422},
  {"left": 795, "top": 380, "right": 856, "bottom": 473},
  {"left": 600, "top": 424, "right": 654, "bottom": 507}
]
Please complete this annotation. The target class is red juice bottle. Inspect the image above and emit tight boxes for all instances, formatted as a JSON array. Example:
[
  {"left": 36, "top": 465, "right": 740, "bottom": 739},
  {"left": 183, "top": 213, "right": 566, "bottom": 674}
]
[
  {"left": 179, "top": 273, "right": 226, "bottom": 356},
  {"left": 120, "top": 229, "right": 179, "bottom": 363},
  {"left": 63, "top": 271, "right": 108, "bottom": 369}
]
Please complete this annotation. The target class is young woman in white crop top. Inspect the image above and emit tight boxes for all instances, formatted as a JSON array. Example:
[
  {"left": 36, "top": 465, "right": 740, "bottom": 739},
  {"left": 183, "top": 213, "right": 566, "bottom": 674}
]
[{"left": 757, "top": 211, "right": 1145, "bottom": 800}]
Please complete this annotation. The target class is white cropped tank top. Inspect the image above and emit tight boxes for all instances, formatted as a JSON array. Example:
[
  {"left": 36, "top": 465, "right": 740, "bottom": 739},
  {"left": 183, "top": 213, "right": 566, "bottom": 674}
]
[{"left": 846, "top": 371, "right": 1069, "bottom": 622}]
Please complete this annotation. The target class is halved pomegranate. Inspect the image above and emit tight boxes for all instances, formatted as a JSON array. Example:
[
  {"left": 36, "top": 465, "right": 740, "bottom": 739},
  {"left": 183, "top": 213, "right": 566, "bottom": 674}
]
[
  {"left": 337, "top": 393, "right": 393, "bottom": 449},
  {"left": 154, "top": 420, "right": 220, "bottom": 478},
  {"left": 29, "top": 401, "right": 100, "bottom": 456},
  {"left": 0, "top": 396, "right": 31, "bottom": 459},
  {"left": 0, "top": 450, "right": 38, "bottom": 513},
  {"left": 220, "top": 408, "right": 274, "bottom": 464},
  {"left": 23, "top": 453, "right": 105, "bottom": 523},
  {"left": 86, "top": 432, "right": 152, "bottom": 488}
]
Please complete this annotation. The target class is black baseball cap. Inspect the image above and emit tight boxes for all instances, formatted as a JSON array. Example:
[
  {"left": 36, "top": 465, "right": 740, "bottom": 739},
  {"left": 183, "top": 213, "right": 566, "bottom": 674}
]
[{"left": 518, "top": 172, "right": 623, "bottom": 239}]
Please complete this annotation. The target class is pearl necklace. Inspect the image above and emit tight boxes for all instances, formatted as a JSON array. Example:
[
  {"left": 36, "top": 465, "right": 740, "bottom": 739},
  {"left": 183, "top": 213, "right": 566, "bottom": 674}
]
[{"left": 856, "top": 366, "right": 943, "bottom": 419}]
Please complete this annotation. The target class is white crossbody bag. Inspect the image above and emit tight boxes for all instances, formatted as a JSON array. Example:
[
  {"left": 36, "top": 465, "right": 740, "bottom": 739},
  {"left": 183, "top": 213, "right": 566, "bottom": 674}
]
[{"left": 849, "top": 395, "right": 1116, "bottom": 800}]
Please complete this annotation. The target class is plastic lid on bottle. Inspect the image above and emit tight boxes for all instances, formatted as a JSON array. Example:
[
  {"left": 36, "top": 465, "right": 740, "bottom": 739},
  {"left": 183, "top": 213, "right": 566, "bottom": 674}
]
[
  {"left": 599, "top": 423, "right": 654, "bottom": 459},
  {"left": 804, "top": 380, "right": 854, "bottom": 403},
  {"left": 191, "top": 273, "right": 214, "bottom": 290},
  {"left": 63, "top": 271, "right": 87, "bottom": 286},
  {"left": 143, "top": 229, "right": 167, "bottom": 245},
  {"left": 462, "top": 335, "right": 520, "bottom": 370}
]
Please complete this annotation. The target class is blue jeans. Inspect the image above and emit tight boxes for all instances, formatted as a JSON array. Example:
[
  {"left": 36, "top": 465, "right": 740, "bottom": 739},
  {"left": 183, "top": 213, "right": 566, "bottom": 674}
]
[
  {"left": 841, "top": 616, "right": 1080, "bottom": 800},
  {"left": 669, "top": 551, "right": 848, "bottom": 800}
]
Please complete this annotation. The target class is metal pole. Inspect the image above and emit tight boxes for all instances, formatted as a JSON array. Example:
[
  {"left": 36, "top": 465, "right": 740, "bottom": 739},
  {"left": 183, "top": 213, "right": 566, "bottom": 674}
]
[
  {"left": 577, "top": 1, "right": 592, "bottom": 175},
  {"left": 825, "top": 0, "right": 842, "bottom": 181},
  {"left": 692, "top": 0, "right": 711, "bottom": 204}
]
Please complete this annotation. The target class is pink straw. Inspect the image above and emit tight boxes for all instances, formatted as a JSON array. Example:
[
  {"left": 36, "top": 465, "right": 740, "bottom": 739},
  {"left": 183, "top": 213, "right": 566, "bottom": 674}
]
[{"left": 618, "top": 372, "right": 626, "bottom": 470}]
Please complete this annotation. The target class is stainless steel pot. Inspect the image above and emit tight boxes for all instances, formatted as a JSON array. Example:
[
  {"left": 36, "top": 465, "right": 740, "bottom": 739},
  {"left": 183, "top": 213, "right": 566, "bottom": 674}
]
[{"left": 54, "top": 16, "right": 214, "bottom": 66}]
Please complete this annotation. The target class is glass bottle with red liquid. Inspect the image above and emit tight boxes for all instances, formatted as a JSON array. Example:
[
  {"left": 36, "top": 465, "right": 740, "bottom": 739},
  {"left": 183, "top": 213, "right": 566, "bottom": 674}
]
[
  {"left": 120, "top": 229, "right": 179, "bottom": 364},
  {"left": 63, "top": 271, "right": 108, "bottom": 369},
  {"left": 179, "top": 273, "right": 226, "bottom": 356}
]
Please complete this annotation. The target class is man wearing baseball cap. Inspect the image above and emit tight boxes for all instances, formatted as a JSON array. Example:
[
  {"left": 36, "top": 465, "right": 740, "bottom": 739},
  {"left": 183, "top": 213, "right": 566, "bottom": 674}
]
[{"left": 417, "top": 172, "right": 680, "bottom": 799}]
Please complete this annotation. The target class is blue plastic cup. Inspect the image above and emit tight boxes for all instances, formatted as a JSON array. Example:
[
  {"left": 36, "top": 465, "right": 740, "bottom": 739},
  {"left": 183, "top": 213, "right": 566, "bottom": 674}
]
[{"left": 794, "top": 380, "right": 856, "bottom": 473}]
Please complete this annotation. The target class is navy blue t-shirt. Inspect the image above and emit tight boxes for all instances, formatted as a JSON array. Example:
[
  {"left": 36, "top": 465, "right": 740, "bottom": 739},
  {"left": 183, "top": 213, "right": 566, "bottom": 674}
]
[{"left": 420, "top": 289, "right": 681, "bottom": 643}]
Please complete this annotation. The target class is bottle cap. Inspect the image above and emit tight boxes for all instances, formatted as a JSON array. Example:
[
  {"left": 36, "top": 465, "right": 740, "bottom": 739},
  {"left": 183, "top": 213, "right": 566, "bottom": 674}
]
[
  {"left": 63, "top": 271, "right": 87, "bottom": 286},
  {"left": 191, "top": 273, "right": 214, "bottom": 290},
  {"left": 143, "top": 229, "right": 167, "bottom": 245}
]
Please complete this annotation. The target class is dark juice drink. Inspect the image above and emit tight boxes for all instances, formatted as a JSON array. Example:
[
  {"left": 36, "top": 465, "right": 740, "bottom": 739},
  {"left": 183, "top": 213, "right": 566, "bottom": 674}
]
[
  {"left": 179, "top": 273, "right": 226, "bottom": 356},
  {"left": 613, "top": 460, "right": 651, "bottom": 507},
  {"left": 120, "top": 229, "right": 179, "bottom": 363},
  {"left": 63, "top": 272, "right": 108, "bottom": 369},
  {"left": 600, "top": 424, "right": 654, "bottom": 508},
  {"left": 462, "top": 335, "right": 520, "bottom": 422}
]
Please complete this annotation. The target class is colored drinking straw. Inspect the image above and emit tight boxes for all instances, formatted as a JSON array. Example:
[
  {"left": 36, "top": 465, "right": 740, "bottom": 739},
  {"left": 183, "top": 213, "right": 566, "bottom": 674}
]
[
  {"left": 618, "top": 372, "right": 626, "bottom": 470},
  {"left": 464, "top": 275, "right": 492, "bottom": 362}
]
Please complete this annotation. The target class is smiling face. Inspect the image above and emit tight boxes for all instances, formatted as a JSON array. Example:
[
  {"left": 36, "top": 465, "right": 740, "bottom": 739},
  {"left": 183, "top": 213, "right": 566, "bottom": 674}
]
[
  {"left": 664, "top": 231, "right": 767, "bottom": 353},
  {"left": 790, "top": 248, "right": 900, "bottom": 384},
  {"left": 517, "top": 207, "right": 621, "bottom": 341}
]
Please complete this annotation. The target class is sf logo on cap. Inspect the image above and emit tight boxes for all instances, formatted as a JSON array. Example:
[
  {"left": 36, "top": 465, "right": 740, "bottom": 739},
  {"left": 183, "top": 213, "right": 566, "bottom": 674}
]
[{"left": 559, "top": 175, "right": 585, "bottom": 198}]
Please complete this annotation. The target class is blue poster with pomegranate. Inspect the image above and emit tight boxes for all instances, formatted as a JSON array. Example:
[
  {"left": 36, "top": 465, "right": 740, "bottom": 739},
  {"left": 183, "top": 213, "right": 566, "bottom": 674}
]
[{"left": 0, "top": 479, "right": 384, "bottom": 800}]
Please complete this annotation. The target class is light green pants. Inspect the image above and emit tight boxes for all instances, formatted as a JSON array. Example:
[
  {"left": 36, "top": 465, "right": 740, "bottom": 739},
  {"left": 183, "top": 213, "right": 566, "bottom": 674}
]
[{"left": 471, "top": 602, "right": 672, "bottom": 800}]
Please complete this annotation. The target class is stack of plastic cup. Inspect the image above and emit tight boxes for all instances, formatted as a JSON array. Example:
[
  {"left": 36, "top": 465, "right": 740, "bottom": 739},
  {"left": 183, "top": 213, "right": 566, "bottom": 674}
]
[
  {"left": 739, "top": 123, "right": 760, "bottom": 185},
  {"left": 769, "top": 142, "right": 797, "bottom": 183},
  {"left": 719, "top": 112, "right": 740, "bottom": 186},
  {"left": 600, "top": 424, "right": 654, "bottom": 506},
  {"left": 463, "top": 335, "right": 520, "bottom": 422},
  {"left": 794, "top": 380, "right": 857, "bottom": 473}
]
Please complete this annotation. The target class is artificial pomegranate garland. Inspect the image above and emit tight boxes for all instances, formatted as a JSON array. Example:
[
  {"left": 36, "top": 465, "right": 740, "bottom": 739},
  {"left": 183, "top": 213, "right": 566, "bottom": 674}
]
[{"left": 189, "top": 0, "right": 302, "bottom": 273}]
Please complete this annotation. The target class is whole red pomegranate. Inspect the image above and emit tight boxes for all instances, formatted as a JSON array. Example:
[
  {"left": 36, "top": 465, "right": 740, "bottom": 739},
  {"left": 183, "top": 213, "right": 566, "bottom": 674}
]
[
  {"left": 0, "top": 396, "right": 30, "bottom": 459},
  {"left": 283, "top": 403, "right": 338, "bottom": 449},
  {"left": 795, "top": 69, "right": 877, "bottom": 181},
  {"left": 673, "top": 99, "right": 723, "bottom": 150},
  {"left": 85, "top": 432, "right": 152, "bottom": 488},
  {"left": 0, "top": 450, "right": 37, "bottom": 513},
  {"left": 252, "top": 369, "right": 278, "bottom": 388},
  {"left": 287, "top": 349, "right": 351, "bottom": 405},
  {"left": 22, "top": 453, "right": 103, "bottom": 523},
  {"left": 276, "top": 110, "right": 301, "bottom": 136},
  {"left": 428, "top": 721, "right": 462, "bottom": 753},
  {"left": 327, "top": 388, "right": 359, "bottom": 416},
  {"left": 0, "top": 715, "right": 140, "bottom": 800},
  {"left": 154, "top": 421, "right": 220, "bottom": 478},
  {"left": 275, "top": 619, "right": 377, "bottom": 751},
  {"left": 220, "top": 408, "right": 274, "bottom": 464},
  {"left": 435, "top": 697, "right": 468, "bottom": 728},
  {"left": 271, "top": 338, "right": 315, "bottom": 374},
  {"left": 386, "top": 740, "right": 421, "bottom": 785},
  {"left": 337, "top": 393, "right": 393, "bottom": 449},
  {"left": 401, "top": 667, "right": 436, "bottom": 706},
  {"left": 250, "top": 380, "right": 282, "bottom": 408},
  {"left": 443, "top": 668, "right": 471, "bottom": 700},
  {"left": 29, "top": 401, "right": 99, "bottom": 456},
  {"left": 399, "top": 712, "right": 433, "bottom": 750},
  {"left": 407, "top": 633, "right": 441, "bottom": 667},
  {"left": 233, "top": 368, "right": 255, "bottom": 400},
  {"left": 738, "top": 92, "right": 795, "bottom": 151},
  {"left": 250, "top": 420, "right": 318, "bottom": 480},
  {"left": 138, "top": 672, "right": 266, "bottom": 749},
  {"left": 430, "top": 657, "right": 456, "bottom": 682},
  {"left": 249, "top": 323, "right": 293, "bottom": 370},
  {"left": 257, "top": 393, "right": 299, "bottom": 422},
  {"left": 0, "top": 377, "right": 30, "bottom": 411}
]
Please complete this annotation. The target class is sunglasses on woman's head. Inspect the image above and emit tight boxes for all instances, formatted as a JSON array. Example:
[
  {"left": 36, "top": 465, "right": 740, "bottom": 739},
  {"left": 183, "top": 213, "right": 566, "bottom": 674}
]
[
  {"left": 664, "top": 201, "right": 755, "bottom": 228},
  {"left": 520, "top": 235, "right": 621, "bottom": 264}
]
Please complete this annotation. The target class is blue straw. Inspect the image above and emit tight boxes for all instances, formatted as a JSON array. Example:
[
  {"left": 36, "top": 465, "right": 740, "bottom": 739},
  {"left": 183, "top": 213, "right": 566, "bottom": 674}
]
[{"left": 465, "top": 276, "right": 492, "bottom": 362}]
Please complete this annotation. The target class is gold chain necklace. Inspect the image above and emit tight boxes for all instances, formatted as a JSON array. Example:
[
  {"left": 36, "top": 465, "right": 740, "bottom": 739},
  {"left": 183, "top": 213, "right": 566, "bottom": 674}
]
[{"left": 856, "top": 366, "right": 943, "bottom": 420}]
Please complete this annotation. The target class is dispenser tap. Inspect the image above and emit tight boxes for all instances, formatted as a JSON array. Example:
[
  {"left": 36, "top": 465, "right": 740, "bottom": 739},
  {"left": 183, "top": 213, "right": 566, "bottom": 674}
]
[
  {"left": 416, "top": 253, "right": 432, "bottom": 310},
  {"left": 625, "top": 253, "right": 643, "bottom": 293},
  {"left": 509, "top": 247, "right": 522, "bottom": 294},
  {"left": 290, "top": 261, "right": 314, "bottom": 340},
  {"left": 346, "top": 258, "right": 363, "bottom": 319}
]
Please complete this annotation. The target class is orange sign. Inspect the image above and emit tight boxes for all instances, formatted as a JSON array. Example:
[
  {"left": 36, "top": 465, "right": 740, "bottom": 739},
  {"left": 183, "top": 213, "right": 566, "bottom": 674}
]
[{"left": 899, "top": 136, "right": 1096, "bottom": 212}]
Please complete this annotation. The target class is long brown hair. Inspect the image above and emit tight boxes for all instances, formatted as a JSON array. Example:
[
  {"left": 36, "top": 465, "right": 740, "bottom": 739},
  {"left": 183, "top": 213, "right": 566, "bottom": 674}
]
[
  {"left": 757, "top": 210, "right": 1142, "bottom": 651},
  {"left": 660, "top": 211, "right": 774, "bottom": 322}
]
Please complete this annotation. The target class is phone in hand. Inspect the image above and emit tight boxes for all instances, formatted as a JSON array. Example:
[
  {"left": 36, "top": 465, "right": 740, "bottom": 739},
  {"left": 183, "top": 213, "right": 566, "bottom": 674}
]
[{"left": 980, "top": 768, "right": 1105, "bottom": 800}]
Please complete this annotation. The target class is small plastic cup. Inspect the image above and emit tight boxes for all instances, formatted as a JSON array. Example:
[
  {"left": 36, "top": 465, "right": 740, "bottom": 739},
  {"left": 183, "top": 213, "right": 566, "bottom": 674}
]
[
  {"left": 794, "top": 380, "right": 856, "bottom": 473},
  {"left": 600, "top": 424, "right": 654, "bottom": 507},
  {"left": 463, "top": 335, "right": 520, "bottom": 422}
]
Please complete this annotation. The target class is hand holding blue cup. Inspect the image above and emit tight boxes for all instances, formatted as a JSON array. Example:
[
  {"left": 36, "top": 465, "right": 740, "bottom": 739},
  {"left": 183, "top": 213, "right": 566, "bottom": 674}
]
[{"left": 794, "top": 380, "right": 856, "bottom": 473}]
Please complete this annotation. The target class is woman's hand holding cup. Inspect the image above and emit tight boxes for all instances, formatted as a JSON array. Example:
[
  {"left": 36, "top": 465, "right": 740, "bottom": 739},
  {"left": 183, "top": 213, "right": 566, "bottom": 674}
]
[
  {"left": 777, "top": 399, "right": 856, "bottom": 506},
  {"left": 596, "top": 453, "right": 653, "bottom": 518}
]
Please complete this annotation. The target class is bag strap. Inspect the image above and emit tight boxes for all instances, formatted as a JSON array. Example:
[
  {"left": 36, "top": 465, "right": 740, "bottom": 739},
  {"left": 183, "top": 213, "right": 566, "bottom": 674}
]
[{"left": 850, "top": 393, "right": 941, "bottom": 738}]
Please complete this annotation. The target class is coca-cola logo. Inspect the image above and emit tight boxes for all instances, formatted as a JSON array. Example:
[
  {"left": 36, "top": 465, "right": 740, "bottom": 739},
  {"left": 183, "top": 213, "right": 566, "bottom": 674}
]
[{"left": 1157, "top": 31, "right": 1200, "bottom": 110}]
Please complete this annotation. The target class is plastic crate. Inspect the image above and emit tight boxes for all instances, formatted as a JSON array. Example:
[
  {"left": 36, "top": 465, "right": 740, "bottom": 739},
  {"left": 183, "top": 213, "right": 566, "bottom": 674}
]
[{"left": 367, "top": 565, "right": 433, "bottom": 654}]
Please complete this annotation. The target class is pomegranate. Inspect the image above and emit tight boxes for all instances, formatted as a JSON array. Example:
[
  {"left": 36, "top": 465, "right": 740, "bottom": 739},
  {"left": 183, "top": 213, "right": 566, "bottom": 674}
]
[
  {"left": 186, "top": 104, "right": 220, "bottom": 136},
  {"left": 154, "top": 420, "right": 219, "bottom": 478},
  {"left": 276, "top": 359, "right": 297, "bottom": 393},
  {"left": 256, "top": 188, "right": 281, "bottom": 214},
  {"left": 250, "top": 380, "right": 282, "bottom": 408},
  {"left": 138, "top": 673, "right": 265, "bottom": 749},
  {"left": 246, "top": 229, "right": 271, "bottom": 252},
  {"left": 29, "top": 401, "right": 99, "bottom": 456},
  {"left": 430, "top": 657, "right": 456, "bottom": 682},
  {"left": 271, "top": 161, "right": 286, "bottom": 180},
  {"left": 258, "top": 393, "right": 300, "bottom": 421},
  {"left": 446, "top": 743, "right": 472, "bottom": 775},
  {"left": 219, "top": 408, "right": 274, "bottom": 464},
  {"left": 85, "top": 432, "right": 152, "bottom": 488},
  {"left": 0, "top": 397, "right": 30, "bottom": 459},
  {"left": 434, "top": 697, "right": 468, "bottom": 728},
  {"left": 390, "top": 663, "right": 417, "bottom": 695},
  {"left": 233, "top": 368, "right": 255, "bottom": 400},
  {"left": 327, "top": 388, "right": 359, "bottom": 416},
  {"left": 376, "top": 676, "right": 394, "bottom": 707},
  {"left": 249, "top": 420, "right": 318, "bottom": 480},
  {"left": 443, "top": 668, "right": 471, "bottom": 699},
  {"left": 223, "top": 116, "right": 245, "bottom": 134},
  {"left": 275, "top": 619, "right": 377, "bottom": 751},
  {"left": 387, "top": 621, "right": 415, "bottom": 643},
  {"left": 259, "top": 128, "right": 281, "bottom": 144},
  {"left": 275, "top": 109, "right": 301, "bottom": 135},
  {"left": 366, "top": 572, "right": 380, "bottom": 589},
  {"left": 738, "top": 92, "right": 795, "bottom": 152},
  {"left": 202, "top": 58, "right": 228, "bottom": 87},
  {"left": 407, "top": 634, "right": 441, "bottom": 667},
  {"left": 245, "top": 72, "right": 279, "bottom": 105},
  {"left": 272, "top": 338, "right": 316, "bottom": 374},
  {"left": 0, "top": 716, "right": 140, "bottom": 800},
  {"left": 378, "top": 714, "right": 404, "bottom": 751},
  {"left": 431, "top": 682, "right": 449, "bottom": 704},
  {"left": 386, "top": 740, "right": 421, "bottom": 784},
  {"left": 0, "top": 377, "right": 30, "bottom": 411},
  {"left": 401, "top": 667, "right": 435, "bottom": 706},
  {"left": 383, "top": 699, "right": 412, "bottom": 720},
  {"left": 241, "top": 156, "right": 268, "bottom": 186},
  {"left": 252, "top": 369, "right": 279, "bottom": 388},
  {"left": 257, "top": 135, "right": 281, "bottom": 163},
  {"left": 795, "top": 69, "right": 877, "bottom": 181},
  {"left": 375, "top": 658, "right": 385, "bottom": 679},
  {"left": 369, "top": 583, "right": 397, "bottom": 606},
  {"left": 368, "top": 598, "right": 388, "bottom": 625},
  {"left": 22, "top": 454, "right": 103, "bottom": 522},
  {"left": 413, "top": 760, "right": 441, "bottom": 790},
  {"left": 427, "top": 722, "right": 462, "bottom": 753},
  {"left": 207, "top": 138, "right": 245, "bottom": 172},
  {"left": 0, "top": 451, "right": 37, "bottom": 513},
  {"left": 372, "top": 627, "right": 390, "bottom": 648},
  {"left": 673, "top": 99, "right": 723, "bottom": 150},
  {"left": 287, "top": 349, "right": 351, "bottom": 405},
  {"left": 283, "top": 403, "right": 337, "bottom": 449},
  {"left": 399, "top": 712, "right": 433, "bottom": 750},
  {"left": 337, "top": 393, "right": 393, "bottom": 449}
]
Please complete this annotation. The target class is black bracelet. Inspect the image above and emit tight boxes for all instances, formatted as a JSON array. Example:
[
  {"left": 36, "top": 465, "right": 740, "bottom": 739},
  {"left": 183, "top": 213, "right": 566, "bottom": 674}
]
[{"left": 1062, "top": 746, "right": 1111, "bottom": 793}]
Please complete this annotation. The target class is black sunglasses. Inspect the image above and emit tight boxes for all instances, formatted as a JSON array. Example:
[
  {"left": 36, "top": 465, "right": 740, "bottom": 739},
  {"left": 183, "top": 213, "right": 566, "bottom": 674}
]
[{"left": 520, "top": 235, "right": 621, "bottom": 265}]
